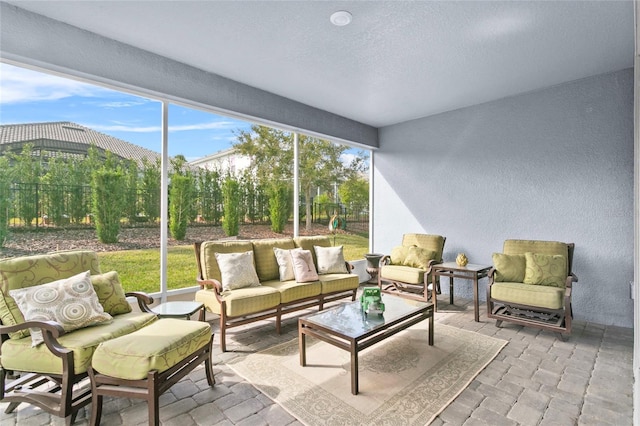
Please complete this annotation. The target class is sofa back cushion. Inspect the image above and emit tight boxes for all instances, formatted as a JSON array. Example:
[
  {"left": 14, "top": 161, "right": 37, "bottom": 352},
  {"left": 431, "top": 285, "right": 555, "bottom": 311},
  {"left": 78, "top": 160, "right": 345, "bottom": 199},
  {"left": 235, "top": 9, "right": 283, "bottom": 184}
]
[
  {"left": 252, "top": 238, "right": 295, "bottom": 281},
  {"left": 294, "top": 236, "right": 331, "bottom": 266},
  {"left": 200, "top": 240, "right": 254, "bottom": 282},
  {"left": 401, "top": 234, "right": 445, "bottom": 263},
  {"left": 503, "top": 240, "right": 569, "bottom": 276},
  {"left": 0, "top": 250, "right": 101, "bottom": 338}
]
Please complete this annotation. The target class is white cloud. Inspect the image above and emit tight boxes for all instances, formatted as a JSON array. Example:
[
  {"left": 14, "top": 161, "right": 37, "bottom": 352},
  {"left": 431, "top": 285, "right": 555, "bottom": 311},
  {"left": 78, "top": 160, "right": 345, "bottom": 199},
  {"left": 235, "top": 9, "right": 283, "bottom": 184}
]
[{"left": 0, "top": 63, "right": 112, "bottom": 104}]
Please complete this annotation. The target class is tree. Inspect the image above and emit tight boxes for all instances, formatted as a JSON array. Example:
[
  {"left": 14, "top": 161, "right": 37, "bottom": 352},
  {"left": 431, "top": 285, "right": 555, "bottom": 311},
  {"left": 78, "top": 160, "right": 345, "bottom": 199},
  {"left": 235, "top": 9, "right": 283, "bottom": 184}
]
[
  {"left": 234, "top": 125, "right": 359, "bottom": 230},
  {"left": 141, "top": 158, "right": 161, "bottom": 223},
  {"left": 169, "top": 174, "right": 193, "bottom": 240},
  {"left": 338, "top": 176, "right": 369, "bottom": 209},
  {"left": 222, "top": 175, "right": 240, "bottom": 236},
  {"left": 92, "top": 168, "right": 125, "bottom": 243},
  {"left": 0, "top": 157, "right": 11, "bottom": 246},
  {"left": 10, "top": 143, "right": 41, "bottom": 226},
  {"left": 41, "top": 157, "right": 69, "bottom": 226},
  {"left": 267, "top": 182, "right": 291, "bottom": 233},
  {"left": 123, "top": 159, "right": 139, "bottom": 225}
]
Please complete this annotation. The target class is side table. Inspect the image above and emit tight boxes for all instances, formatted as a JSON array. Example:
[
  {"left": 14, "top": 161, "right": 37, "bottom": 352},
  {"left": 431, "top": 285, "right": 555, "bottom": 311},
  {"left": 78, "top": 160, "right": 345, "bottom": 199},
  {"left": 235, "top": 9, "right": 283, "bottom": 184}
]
[
  {"left": 431, "top": 262, "right": 491, "bottom": 322},
  {"left": 151, "top": 301, "right": 206, "bottom": 321}
]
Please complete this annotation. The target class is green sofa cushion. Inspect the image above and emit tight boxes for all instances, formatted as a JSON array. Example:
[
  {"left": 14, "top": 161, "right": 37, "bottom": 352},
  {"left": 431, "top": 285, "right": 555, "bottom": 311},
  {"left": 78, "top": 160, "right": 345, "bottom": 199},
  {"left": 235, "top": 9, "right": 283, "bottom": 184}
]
[
  {"left": 404, "top": 247, "right": 436, "bottom": 270},
  {"left": 380, "top": 265, "right": 425, "bottom": 285},
  {"left": 294, "top": 236, "right": 331, "bottom": 265},
  {"left": 390, "top": 246, "right": 411, "bottom": 265},
  {"left": 90, "top": 271, "right": 132, "bottom": 316},
  {"left": 492, "top": 253, "right": 526, "bottom": 283},
  {"left": 503, "top": 240, "right": 568, "bottom": 274},
  {"left": 91, "top": 319, "right": 211, "bottom": 380},
  {"left": 252, "top": 238, "right": 295, "bottom": 282},
  {"left": 196, "top": 286, "right": 281, "bottom": 317},
  {"left": 402, "top": 234, "right": 445, "bottom": 262},
  {"left": 200, "top": 240, "right": 254, "bottom": 282},
  {"left": 524, "top": 253, "right": 567, "bottom": 288},
  {"left": 1, "top": 312, "right": 157, "bottom": 376},
  {"left": 318, "top": 273, "right": 359, "bottom": 294},
  {"left": 0, "top": 250, "right": 101, "bottom": 340},
  {"left": 490, "top": 282, "right": 565, "bottom": 310},
  {"left": 262, "top": 279, "right": 322, "bottom": 304}
]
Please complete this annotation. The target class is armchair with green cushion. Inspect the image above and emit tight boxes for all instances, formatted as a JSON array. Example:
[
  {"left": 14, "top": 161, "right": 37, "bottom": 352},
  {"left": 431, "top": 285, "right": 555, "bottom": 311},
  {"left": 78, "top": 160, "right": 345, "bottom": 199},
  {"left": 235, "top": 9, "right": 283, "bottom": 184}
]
[
  {"left": 0, "top": 250, "right": 156, "bottom": 425},
  {"left": 486, "top": 239, "right": 577, "bottom": 339},
  {"left": 378, "top": 233, "right": 446, "bottom": 305}
]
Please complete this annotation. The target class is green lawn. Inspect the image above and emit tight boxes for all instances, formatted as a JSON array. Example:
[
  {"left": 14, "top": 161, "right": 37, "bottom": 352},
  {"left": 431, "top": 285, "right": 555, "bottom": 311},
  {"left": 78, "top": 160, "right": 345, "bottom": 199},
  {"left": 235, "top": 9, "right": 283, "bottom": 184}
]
[{"left": 98, "top": 233, "right": 369, "bottom": 294}]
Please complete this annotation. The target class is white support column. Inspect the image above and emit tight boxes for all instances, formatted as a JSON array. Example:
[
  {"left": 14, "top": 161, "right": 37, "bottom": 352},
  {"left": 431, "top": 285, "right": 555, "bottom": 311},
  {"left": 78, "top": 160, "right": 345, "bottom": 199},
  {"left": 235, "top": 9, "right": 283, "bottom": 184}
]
[
  {"left": 293, "top": 132, "right": 300, "bottom": 237},
  {"left": 633, "top": 1, "right": 639, "bottom": 424},
  {"left": 160, "top": 102, "right": 169, "bottom": 303},
  {"left": 369, "top": 150, "right": 375, "bottom": 253}
]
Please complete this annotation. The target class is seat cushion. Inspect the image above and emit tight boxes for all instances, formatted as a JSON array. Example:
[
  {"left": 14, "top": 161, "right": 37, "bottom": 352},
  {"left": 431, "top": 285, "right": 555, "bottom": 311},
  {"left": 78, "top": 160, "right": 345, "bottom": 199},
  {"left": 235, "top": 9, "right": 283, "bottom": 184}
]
[
  {"left": 318, "top": 273, "right": 359, "bottom": 294},
  {"left": 380, "top": 265, "right": 425, "bottom": 285},
  {"left": 262, "top": 279, "right": 322, "bottom": 304},
  {"left": 1, "top": 312, "right": 157, "bottom": 376},
  {"left": 490, "top": 282, "right": 565, "bottom": 310},
  {"left": 196, "top": 286, "right": 281, "bottom": 317},
  {"left": 91, "top": 318, "right": 212, "bottom": 380}
]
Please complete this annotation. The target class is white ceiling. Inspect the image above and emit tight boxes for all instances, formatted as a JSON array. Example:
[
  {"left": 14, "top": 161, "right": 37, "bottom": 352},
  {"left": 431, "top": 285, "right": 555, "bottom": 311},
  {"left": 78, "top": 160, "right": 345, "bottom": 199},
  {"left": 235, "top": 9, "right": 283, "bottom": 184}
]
[{"left": 6, "top": 1, "right": 635, "bottom": 128}]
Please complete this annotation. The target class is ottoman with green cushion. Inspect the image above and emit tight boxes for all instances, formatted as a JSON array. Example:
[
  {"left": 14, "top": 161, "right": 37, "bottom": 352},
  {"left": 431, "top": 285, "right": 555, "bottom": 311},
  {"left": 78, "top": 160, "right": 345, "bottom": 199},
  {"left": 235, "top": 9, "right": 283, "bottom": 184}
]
[{"left": 88, "top": 318, "right": 215, "bottom": 426}]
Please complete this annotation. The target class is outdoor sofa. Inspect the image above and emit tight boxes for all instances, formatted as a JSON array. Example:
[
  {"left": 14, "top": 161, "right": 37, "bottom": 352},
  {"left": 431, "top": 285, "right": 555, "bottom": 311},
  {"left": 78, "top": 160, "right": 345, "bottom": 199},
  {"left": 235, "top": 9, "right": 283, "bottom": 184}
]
[{"left": 194, "top": 235, "right": 359, "bottom": 351}]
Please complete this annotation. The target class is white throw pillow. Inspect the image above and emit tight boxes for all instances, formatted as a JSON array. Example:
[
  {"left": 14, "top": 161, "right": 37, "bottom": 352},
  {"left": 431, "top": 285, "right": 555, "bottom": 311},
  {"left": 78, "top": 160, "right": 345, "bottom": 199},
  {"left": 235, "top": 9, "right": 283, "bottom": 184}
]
[
  {"left": 290, "top": 249, "right": 320, "bottom": 283},
  {"left": 215, "top": 251, "right": 261, "bottom": 291},
  {"left": 314, "top": 245, "right": 348, "bottom": 274},
  {"left": 9, "top": 270, "right": 113, "bottom": 347},
  {"left": 273, "top": 247, "right": 301, "bottom": 281}
]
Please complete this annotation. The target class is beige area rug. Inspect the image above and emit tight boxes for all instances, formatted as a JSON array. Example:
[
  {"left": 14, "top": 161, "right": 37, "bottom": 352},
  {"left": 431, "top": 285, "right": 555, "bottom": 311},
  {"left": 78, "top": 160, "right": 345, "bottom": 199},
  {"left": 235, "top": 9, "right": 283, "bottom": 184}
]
[{"left": 227, "top": 324, "right": 507, "bottom": 425}]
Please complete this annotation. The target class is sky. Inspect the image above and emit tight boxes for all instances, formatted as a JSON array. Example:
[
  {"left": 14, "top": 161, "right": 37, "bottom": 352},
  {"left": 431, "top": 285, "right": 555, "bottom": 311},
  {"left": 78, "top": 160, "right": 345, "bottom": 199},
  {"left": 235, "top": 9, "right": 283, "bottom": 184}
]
[{"left": 0, "top": 63, "right": 255, "bottom": 160}]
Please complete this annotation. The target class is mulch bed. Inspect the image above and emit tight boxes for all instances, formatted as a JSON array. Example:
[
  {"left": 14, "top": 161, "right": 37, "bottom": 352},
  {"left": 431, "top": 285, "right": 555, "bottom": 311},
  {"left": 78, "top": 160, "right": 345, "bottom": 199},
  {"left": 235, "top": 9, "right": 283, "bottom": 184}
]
[{"left": 0, "top": 223, "right": 339, "bottom": 259}]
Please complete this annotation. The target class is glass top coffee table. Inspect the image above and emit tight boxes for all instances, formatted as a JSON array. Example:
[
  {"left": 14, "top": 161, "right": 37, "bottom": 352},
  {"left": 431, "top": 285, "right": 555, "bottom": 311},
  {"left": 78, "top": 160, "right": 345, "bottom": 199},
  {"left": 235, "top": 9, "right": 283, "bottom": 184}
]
[{"left": 298, "top": 295, "right": 434, "bottom": 395}]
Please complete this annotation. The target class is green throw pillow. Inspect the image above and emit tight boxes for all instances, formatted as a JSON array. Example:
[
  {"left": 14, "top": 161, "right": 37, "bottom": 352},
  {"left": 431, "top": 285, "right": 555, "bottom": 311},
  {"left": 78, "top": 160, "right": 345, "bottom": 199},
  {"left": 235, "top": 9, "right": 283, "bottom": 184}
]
[
  {"left": 90, "top": 271, "right": 132, "bottom": 315},
  {"left": 523, "top": 252, "right": 567, "bottom": 288},
  {"left": 492, "top": 253, "right": 526, "bottom": 282},
  {"left": 390, "top": 246, "right": 411, "bottom": 265},
  {"left": 404, "top": 247, "right": 437, "bottom": 270}
]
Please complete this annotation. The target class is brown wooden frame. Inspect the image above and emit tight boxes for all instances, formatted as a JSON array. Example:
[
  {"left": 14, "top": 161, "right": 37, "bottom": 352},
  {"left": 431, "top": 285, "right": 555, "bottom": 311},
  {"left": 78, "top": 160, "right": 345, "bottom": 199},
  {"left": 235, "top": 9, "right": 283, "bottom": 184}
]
[
  {"left": 194, "top": 242, "right": 358, "bottom": 352},
  {"left": 486, "top": 242, "right": 578, "bottom": 339},
  {"left": 87, "top": 336, "right": 215, "bottom": 426},
  {"left": 0, "top": 292, "right": 154, "bottom": 425}
]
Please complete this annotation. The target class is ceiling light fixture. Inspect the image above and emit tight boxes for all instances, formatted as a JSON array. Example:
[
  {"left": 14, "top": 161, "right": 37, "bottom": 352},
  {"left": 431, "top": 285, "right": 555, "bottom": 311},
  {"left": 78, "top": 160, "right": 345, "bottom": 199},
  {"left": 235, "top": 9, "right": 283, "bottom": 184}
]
[{"left": 330, "top": 10, "right": 352, "bottom": 26}]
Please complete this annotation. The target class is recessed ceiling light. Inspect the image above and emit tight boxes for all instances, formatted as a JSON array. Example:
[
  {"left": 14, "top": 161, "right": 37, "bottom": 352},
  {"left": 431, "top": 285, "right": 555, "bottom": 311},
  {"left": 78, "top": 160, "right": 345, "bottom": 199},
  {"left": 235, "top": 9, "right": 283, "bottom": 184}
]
[{"left": 330, "top": 11, "right": 352, "bottom": 26}]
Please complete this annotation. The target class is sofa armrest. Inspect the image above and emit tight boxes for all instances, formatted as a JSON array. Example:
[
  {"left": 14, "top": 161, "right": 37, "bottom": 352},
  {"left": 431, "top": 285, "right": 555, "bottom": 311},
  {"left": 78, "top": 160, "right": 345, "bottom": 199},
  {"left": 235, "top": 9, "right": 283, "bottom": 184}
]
[
  {"left": 380, "top": 255, "right": 391, "bottom": 266},
  {"left": 345, "top": 261, "right": 354, "bottom": 272},
  {"left": 0, "top": 320, "right": 73, "bottom": 357},
  {"left": 197, "top": 277, "right": 223, "bottom": 293},
  {"left": 125, "top": 291, "right": 155, "bottom": 313}
]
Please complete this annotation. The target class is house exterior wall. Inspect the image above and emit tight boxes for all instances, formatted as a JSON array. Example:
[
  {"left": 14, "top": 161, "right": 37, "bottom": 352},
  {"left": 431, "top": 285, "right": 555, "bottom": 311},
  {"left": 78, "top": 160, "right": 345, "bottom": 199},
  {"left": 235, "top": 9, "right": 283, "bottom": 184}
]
[{"left": 375, "top": 68, "right": 634, "bottom": 327}]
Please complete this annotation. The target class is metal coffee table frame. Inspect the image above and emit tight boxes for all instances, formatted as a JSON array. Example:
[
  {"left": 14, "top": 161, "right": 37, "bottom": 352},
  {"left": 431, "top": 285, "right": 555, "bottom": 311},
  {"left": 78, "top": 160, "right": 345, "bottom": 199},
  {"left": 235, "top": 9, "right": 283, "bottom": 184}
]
[{"left": 298, "top": 297, "right": 434, "bottom": 395}]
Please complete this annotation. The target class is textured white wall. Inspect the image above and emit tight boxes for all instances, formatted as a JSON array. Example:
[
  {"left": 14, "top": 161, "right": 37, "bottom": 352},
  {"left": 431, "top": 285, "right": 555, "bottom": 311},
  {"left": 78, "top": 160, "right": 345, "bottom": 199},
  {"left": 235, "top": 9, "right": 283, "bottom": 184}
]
[{"left": 375, "top": 69, "right": 634, "bottom": 327}]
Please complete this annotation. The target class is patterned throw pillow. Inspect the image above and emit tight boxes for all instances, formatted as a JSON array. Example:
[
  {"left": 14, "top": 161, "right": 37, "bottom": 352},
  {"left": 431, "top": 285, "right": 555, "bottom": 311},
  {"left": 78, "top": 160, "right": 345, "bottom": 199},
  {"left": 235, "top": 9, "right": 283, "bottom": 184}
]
[
  {"left": 273, "top": 247, "right": 301, "bottom": 281},
  {"left": 90, "top": 271, "right": 132, "bottom": 315},
  {"left": 215, "top": 251, "right": 261, "bottom": 291},
  {"left": 492, "top": 253, "right": 526, "bottom": 282},
  {"left": 314, "top": 245, "right": 348, "bottom": 274},
  {"left": 403, "top": 247, "right": 437, "bottom": 270},
  {"left": 290, "top": 250, "right": 320, "bottom": 283},
  {"left": 390, "top": 246, "right": 411, "bottom": 265},
  {"left": 523, "top": 252, "right": 567, "bottom": 288},
  {"left": 9, "top": 270, "right": 113, "bottom": 347}
]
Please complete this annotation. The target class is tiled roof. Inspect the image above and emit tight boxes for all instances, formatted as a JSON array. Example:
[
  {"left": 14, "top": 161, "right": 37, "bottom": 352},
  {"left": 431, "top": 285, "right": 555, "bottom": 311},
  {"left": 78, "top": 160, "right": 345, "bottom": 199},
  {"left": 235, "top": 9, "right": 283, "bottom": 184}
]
[{"left": 0, "top": 121, "right": 160, "bottom": 164}]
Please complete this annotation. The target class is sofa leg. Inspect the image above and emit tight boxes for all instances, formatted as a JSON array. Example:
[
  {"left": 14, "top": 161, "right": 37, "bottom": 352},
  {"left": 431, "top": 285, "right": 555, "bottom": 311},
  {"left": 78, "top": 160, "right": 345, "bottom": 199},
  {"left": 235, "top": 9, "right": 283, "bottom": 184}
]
[
  {"left": 276, "top": 311, "right": 282, "bottom": 334},
  {"left": 495, "top": 320, "right": 503, "bottom": 328}
]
